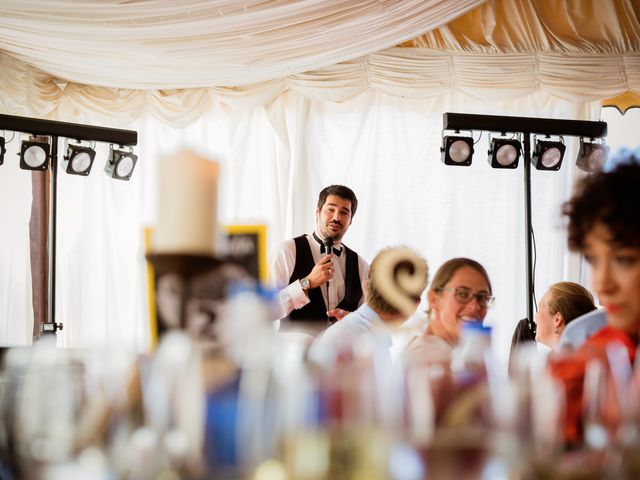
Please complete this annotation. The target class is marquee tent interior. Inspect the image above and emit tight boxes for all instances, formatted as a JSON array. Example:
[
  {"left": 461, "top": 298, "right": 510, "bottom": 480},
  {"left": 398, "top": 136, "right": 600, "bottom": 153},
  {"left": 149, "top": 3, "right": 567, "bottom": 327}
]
[{"left": 1, "top": 0, "right": 639, "bottom": 360}]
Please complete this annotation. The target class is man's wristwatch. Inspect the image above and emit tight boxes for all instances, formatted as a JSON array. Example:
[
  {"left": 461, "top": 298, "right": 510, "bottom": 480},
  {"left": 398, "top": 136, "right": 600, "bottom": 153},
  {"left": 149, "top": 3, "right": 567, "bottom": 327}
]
[{"left": 300, "top": 277, "right": 310, "bottom": 291}]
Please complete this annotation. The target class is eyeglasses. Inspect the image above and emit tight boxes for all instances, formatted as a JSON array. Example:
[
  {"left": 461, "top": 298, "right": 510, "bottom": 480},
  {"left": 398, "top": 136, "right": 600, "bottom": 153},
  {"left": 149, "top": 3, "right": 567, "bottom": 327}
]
[{"left": 436, "top": 287, "right": 495, "bottom": 307}]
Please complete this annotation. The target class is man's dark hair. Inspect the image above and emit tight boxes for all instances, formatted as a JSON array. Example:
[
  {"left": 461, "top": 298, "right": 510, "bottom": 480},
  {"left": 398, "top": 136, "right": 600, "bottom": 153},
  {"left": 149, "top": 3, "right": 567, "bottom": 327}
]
[
  {"left": 317, "top": 185, "right": 358, "bottom": 217},
  {"left": 563, "top": 160, "right": 640, "bottom": 251}
]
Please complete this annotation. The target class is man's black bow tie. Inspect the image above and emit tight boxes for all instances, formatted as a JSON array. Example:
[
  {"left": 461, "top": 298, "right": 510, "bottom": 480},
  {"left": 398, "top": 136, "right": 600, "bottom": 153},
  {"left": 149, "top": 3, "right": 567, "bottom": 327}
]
[{"left": 312, "top": 232, "right": 342, "bottom": 257}]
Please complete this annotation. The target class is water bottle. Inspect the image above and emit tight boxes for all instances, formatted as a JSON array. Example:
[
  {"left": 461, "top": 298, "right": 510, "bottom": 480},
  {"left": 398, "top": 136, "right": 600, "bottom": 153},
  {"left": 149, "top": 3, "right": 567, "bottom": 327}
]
[{"left": 451, "top": 322, "right": 492, "bottom": 383}]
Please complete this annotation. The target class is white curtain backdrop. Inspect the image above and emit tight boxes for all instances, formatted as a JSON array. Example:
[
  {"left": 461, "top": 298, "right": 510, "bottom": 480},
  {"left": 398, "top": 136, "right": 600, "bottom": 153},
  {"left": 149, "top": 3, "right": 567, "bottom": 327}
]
[
  {"left": 0, "top": 87, "right": 600, "bottom": 360},
  {"left": 0, "top": 149, "right": 33, "bottom": 345},
  {"left": 134, "top": 90, "right": 598, "bottom": 360}
]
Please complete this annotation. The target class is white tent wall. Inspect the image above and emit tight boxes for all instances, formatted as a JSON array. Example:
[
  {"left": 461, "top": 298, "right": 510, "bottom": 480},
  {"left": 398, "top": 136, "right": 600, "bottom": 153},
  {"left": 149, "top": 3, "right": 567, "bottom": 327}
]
[
  {"left": 134, "top": 89, "right": 598, "bottom": 361},
  {"left": 0, "top": 153, "right": 33, "bottom": 344}
]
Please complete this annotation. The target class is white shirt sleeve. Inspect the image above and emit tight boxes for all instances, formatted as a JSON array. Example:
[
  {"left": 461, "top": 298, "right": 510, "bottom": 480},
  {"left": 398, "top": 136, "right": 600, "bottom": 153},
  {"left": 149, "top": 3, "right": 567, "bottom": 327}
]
[{"left": 269, "top": 238, "right": 311, "bottom": 319}]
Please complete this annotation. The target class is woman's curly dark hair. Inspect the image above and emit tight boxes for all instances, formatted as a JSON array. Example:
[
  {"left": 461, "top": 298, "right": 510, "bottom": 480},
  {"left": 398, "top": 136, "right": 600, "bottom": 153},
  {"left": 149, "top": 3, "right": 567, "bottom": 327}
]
[{"left": 563, "top": 160, "right": 640, "bottom": 251}]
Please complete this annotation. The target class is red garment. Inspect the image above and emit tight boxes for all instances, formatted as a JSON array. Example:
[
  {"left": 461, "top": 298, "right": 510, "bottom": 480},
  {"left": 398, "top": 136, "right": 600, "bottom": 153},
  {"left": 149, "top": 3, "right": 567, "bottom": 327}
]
[{"left": 548, "top": 326, "right": 638, "bottom": 446}]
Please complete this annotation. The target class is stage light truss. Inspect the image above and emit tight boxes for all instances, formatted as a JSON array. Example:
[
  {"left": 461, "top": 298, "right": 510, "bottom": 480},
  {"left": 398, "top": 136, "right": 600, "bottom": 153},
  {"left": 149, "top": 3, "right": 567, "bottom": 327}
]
[
  {"left": 0, "top": 113, "right": 138, "bottom": 337},
  {"left": 0, "top": 113, "right": 138, "bottom": 179}
]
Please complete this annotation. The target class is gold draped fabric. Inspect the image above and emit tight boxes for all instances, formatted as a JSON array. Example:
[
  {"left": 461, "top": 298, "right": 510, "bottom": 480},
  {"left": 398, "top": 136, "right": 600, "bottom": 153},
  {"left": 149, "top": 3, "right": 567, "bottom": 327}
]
[{"left": 407, "top": 0, "right": 640, "bottom": 54}]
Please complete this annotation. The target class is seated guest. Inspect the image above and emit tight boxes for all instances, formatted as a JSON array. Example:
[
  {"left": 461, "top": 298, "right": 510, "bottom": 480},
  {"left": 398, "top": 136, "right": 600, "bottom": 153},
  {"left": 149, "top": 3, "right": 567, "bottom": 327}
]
[
  {"left": 557, "top": 308, "right": 607, "bottom": 351},
  {"left": 549, "top": 159, "right": 640, "bottom": 446},
  {"left": 510, "top": 282, "right": 596, "bottom": 372},
  {"left": 408, "top": 258, "right": 494, "bottom": 359},
  {"left": 308, "top": 247, "right": 428, "bottom": 366},
  {"left": 534, "top": 282, "right": 596, "bottom": 350}
]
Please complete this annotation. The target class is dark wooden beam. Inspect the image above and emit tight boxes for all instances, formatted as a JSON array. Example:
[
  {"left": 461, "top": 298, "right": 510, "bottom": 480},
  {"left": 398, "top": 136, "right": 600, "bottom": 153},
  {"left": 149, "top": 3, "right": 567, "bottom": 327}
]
[{"left": 29, "top": 171, "right": 49, "bottom": 338}]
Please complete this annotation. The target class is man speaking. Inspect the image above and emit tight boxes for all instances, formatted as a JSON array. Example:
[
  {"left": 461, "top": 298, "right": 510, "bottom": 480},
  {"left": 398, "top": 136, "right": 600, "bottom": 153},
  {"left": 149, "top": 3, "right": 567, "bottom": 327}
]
[{"left": 270, "top": 185, "right": 369, "bottom": 328}]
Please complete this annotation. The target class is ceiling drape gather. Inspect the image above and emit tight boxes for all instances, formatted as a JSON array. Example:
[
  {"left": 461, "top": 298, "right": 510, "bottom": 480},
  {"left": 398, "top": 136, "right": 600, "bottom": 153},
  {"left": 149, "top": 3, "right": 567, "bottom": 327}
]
[{"left": 0, "top": 0, "right": 485, "bottom": 89}]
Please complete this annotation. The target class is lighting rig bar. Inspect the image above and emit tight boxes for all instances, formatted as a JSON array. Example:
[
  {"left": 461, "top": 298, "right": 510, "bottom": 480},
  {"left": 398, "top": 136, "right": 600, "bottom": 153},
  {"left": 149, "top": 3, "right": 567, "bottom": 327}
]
[
  {"left": 443, "top": 112, "right": 607, "bottom": 138},
  {"left": 0, "top": 113, "right": 137, "bottom": 145}
]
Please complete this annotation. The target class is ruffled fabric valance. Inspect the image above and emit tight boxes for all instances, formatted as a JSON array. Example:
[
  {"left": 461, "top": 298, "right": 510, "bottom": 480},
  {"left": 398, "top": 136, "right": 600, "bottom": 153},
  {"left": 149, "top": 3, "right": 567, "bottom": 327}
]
[{"left": 2, "top": 48, "right": 638, "bottom": 127}]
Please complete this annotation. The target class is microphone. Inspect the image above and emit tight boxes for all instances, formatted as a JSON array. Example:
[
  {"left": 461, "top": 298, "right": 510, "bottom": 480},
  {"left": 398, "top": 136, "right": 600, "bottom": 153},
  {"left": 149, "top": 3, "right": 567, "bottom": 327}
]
[
  {"left": 323, "top": 236, "right": 334, "bottom": 255},
  {"left": 323, "top": 237, "right": 335, "bottom": 325}
]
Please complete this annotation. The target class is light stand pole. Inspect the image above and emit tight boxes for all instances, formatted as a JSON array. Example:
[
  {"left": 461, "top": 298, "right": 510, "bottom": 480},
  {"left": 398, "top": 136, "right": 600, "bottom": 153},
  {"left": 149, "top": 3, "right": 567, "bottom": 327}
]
[
  {"left": 442, "top": 113, "right": 607, "bottom": 326},
  {"left": 522, "top": 132, "right": 534, "bottom": 326},
  {"left": 44, "top": 136, "right": 61, "bottom": 334}
]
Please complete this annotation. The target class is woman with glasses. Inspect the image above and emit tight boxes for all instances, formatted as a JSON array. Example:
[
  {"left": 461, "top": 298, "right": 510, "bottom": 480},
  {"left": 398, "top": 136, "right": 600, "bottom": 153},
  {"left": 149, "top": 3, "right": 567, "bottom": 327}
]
[
  {"left": 534, "top": 281, "right": 596, "bottom": 350},
  {"left": 407, "top": 257, "right": 494, "bottom": 358}
]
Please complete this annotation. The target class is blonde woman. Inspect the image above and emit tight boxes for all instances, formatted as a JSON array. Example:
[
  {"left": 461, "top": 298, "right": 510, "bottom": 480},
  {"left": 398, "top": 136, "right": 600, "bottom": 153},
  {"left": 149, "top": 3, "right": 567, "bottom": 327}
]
[{"left": 534, "top": 282, "right": 596, "bottom": 350}]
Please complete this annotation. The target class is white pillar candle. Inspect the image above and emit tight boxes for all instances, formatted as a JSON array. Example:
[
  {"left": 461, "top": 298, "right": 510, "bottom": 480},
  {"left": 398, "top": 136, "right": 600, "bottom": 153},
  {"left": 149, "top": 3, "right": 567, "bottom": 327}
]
[{"left": 153, "top": 150, "right": 219, "bottom": 255}]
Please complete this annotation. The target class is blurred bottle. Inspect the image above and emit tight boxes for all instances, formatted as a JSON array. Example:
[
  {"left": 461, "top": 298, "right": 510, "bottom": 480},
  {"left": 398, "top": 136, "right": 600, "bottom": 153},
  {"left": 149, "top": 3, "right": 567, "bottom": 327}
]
[
  {"left": 451, "top": 322, "right": 492, "bottom": 382},
  {"left": 422, "top": 322, "right": 494, "bottom": 479}
]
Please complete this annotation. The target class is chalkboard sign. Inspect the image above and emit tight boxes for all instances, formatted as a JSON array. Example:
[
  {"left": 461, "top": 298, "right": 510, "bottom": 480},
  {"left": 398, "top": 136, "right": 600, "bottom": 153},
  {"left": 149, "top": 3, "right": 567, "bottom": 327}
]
[
  {"left": 144, "top": 225, "right": 268, "bottom": 350},
  {"left": 223, "top": 224, "right": 267, "bottom": 282}
]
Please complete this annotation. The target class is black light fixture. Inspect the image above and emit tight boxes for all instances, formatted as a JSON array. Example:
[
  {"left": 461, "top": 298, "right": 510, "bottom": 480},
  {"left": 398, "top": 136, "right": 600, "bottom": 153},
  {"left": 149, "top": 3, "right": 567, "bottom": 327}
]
[
  {"left": 105, "top": 144, "right": 138, "bottom": 181},
  {"left": 441, "top": 133, "right": 474, "bottom": 166},
  {"left": 576, "top": 138, "right": 609, "bottom": 173},
  {"left": 19, "top": 137, "right": 50, "bottom": 171},
  {"left": 62, "top": 140, "right": 96, "bottom": 176},
  {"left": 487, "top": 135, "right": 521, "bottom": 169},
  {"left": 0, "top": 136, "right": 5, "bottom": 165},
  {"left": 531, "top": 137, "right": 566, "bottom": 171}
]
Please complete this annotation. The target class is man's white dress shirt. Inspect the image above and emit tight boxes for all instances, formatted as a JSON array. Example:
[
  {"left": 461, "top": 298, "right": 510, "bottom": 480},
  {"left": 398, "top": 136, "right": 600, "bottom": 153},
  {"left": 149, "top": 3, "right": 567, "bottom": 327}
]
[{"left": 269, "top": 234, "right": 369, "bottom": 320}]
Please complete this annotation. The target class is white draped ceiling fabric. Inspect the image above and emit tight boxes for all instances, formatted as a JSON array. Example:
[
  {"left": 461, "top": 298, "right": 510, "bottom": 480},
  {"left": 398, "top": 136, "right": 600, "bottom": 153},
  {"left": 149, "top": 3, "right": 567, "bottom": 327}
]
[
  {"left": 0, "top": 0, "right": 639, "bottom": 124},
  {"left": 0, "top": 0, "right": 637, "bottom": 357}
]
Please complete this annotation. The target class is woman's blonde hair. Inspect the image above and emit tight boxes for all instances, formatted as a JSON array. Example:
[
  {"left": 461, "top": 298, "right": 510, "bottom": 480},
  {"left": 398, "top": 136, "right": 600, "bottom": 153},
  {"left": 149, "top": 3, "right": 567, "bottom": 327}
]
[{"left": 547, "top": 281, "right": 596, "bottom": 326}]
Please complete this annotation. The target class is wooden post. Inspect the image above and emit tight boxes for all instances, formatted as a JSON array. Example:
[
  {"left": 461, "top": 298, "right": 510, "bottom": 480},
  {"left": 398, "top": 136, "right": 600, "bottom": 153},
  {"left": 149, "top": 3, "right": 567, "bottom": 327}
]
[{"left": 29, "top": 170, "right": 49, "bottom": 340}]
